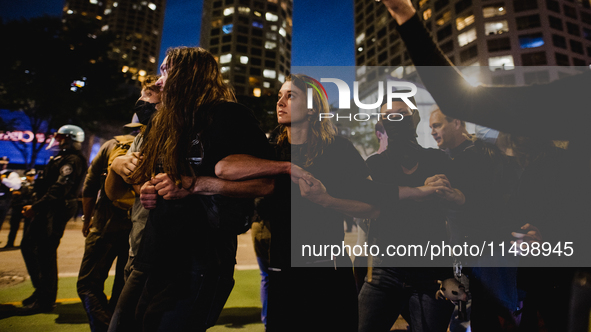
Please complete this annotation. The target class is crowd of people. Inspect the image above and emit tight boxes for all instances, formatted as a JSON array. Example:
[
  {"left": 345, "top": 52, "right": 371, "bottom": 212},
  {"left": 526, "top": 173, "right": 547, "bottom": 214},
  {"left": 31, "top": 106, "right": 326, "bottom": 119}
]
[{"left": 1, "top": 0, "right": 590, "bottom": 331}]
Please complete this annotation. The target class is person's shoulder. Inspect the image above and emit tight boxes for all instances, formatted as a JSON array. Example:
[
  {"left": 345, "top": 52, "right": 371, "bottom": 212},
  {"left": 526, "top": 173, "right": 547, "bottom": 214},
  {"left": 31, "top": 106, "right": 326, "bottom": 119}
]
[
  {"left": 424, "top": 147, "right": 447, "bottom": 158},
  {"left": 331, "top": 135, "right": 356, "bottom": 149},
  {"left": 211, "top": 101, "right": 255, "bottom": 119}
]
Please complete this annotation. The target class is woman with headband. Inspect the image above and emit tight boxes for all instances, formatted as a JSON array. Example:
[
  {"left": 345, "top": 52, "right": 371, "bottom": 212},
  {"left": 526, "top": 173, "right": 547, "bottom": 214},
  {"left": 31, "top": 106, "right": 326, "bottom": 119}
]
[{"left": 215, "top": 74, "right": 449, "bottom": 330}]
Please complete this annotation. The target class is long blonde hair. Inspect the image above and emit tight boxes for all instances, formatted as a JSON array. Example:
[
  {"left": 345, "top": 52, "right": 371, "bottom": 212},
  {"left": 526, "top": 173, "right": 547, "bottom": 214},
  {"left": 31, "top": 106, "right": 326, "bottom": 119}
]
[{"left": 277, "top": 74, "right": 335, "bottom": 167}]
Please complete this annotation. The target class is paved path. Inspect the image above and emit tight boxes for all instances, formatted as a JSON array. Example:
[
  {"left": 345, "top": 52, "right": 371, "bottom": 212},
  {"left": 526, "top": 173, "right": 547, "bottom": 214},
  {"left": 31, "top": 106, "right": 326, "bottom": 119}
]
[{"left": 0, "top": 216, "right": 259, "bottom": 289}]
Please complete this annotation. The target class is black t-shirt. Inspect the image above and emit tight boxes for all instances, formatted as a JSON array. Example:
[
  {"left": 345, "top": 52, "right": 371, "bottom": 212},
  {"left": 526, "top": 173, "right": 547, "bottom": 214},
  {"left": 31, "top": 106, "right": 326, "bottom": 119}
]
[
  {"left": 290, "top": 136, "right": 371, "bottom": 266},
  {"left": 261, "top": 136, "right": 372, "bottom": 268},
  {"left": 135, "top": 102, "right": 272, "bottom": 274},
  {"left": 367, "top": 147, "right": 451, "bottom": 271}
]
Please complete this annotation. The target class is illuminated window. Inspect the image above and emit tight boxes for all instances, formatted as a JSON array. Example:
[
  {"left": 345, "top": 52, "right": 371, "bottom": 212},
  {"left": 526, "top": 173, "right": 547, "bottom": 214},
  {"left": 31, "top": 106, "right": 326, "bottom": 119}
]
[
  {"left": 220, "top": 54, "right": 232, "bottom": 64},
  {"left": 265, "top": 41, "right": 277, "bottom": 49},
  {"left": 518, "top": 33, "right": 544, "bottom": 49},
  {"left": 150, "top": 56, "right": 156, "bottom": 63},
  {"left": 278, "top": 73, "right": 285, "bottom": 82},
  {"left": 253, "top": 20, "right": 264, "bottom": 29},
  {"left": 270, "top": 25, "right": 277, "bottom": 31},
  {"left": 435, "top": 11, "right": 451, "bottom": 26},
  {"left": 356, "top": 32, "right": 365, "bottom": 46},
  {"left": 240, "top": 56, "right": 249, "bottom": 64},
  {"left": 148, "top": 3, "right": 156, "bottom": 10},
  {"left": 263, "top": 82, "right": 271, "bottom": 88},
  {"left": 423, "top": 9, "right": 432, "bottom": 21},
  {"left": 279, "top": 27, "right": 286, "bottom": 37},
  {"left": 266, "top": 32, "right": 277, "bottom": 40},
  {"left": 263, "top": 69, "right": 276, "bottom": 79},
  {"left": 67, "top": 9, "right": 74, "bottom": 14},
  {"left": 484, "top": 20, "right": 509, "bottom": 35},
  {"left": 101, "top": 25, "right": 109, "bottom": 31},
  {"left": 122, "top": 66, "right": 129, "bottom": 73},
  {"left": 104, "top": 8, "right": 111, "bottom": 14},
  {"left": 223, "top": 24, "right": 233, "bottom": 34},
  {"left": 90, "top": 0, "right": 98, "bottom": 4},
  {"left": 221, "top": 66, "right": 230, "bottom": 73},
  {"left": 139, "top": 70, "right": 147, "bottom": 76},
  {"left": 253, "top": 88, "right": 262, "bottom": 97},
  {"left": 212, "top": 19, "right": 222, "bottom": 28},
  {"left": 356, "top": 66, "right": 366, "bottom": 76},
  {"left": 458, "top": 28, "right": 477, "bottom": 47},
  {"left": 249, "top": 77, "right": 260, "bottom": 86},
  {"left": 419, "top": 0, "right": 429, "bottom": 8},
  {"left": 266, "top": 13, "right": 279, "bottom": 22},
  {"left": 483, "top": 4, "right": 505, "bottom": 18},
  {"left": 224, "top": 7, "right": 234, "bottom": 16},
  {"left": 238, "top": 7, "right": 250, "bottom": 14},
  {"left": 254, "top": 11, "right": 262, "bottom": 17},
  {"left": 456, "top": 12, "right": 474, "bottom": 31},
  {"left": 113, "top": 2, "right": 118, "bottom": 7},
  {"left": 488, "top": 55, "right": 514, "bottom": 70}
]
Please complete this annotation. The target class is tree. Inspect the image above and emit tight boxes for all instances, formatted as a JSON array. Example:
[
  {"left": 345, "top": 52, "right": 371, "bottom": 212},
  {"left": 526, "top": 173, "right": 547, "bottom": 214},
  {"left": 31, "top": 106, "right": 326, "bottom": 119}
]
[{"left": 0, "top": 16, "right": 136, "bottom": 168}]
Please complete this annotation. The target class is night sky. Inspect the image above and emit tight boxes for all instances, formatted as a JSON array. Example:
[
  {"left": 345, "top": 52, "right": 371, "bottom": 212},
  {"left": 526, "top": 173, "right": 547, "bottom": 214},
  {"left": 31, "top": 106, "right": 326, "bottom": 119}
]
[{"left": 0, "top": 0, "right": 355, "bottom": 67}]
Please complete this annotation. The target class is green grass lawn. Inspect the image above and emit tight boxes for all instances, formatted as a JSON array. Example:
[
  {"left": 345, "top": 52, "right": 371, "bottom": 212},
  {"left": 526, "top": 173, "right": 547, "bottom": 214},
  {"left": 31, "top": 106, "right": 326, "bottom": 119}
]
[{"left": 0, "top": 270, "right": 264, "bottom": 332}]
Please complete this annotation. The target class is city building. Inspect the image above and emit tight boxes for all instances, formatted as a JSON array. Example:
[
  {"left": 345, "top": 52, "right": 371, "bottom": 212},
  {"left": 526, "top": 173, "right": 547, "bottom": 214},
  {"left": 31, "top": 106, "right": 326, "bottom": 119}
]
[
  {"left": 353, "top": 0, "right": 591, "bottom": 147},
  {"left": 63, "top": 0, "right": 166, "bottom": 83},
  {"left": 200, "top": 0, "right": 293, "bottom": 96}
]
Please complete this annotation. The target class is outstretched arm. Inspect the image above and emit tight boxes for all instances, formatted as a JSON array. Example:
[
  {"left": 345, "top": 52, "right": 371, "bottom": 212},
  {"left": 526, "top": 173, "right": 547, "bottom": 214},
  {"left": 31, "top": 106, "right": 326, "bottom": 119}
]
[
  {"left": 140, "top": 173, "right": 274, "bottom": 209},
  {"left": 215, "top": 154, "right": 291, "bottom": 181}
]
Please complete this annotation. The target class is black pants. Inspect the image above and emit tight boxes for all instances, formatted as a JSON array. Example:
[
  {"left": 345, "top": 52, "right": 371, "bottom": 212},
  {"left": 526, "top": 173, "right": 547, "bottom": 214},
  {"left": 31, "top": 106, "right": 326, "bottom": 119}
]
[
  {"left": 267, "top": 263, "right": 359, "bottom": 332},
  {"left": 20, "top": 200, "right": 78, "bottom": 304},
  {"left": 5, "top": 205, "right": 31, "bottom": 247},
  {"left": 0, "top": 199, "right": 11, "bottom": 236},
  {"left": 108, "top": 265, "right": 147, "bottom": 332},
  {"left": 77, "top": 229, "right": 130, "bottom": 332}
]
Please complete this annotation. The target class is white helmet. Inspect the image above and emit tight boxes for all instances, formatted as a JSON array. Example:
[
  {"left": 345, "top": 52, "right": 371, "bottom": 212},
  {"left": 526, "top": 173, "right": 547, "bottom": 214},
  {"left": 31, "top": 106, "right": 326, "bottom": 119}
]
[{"left": 46, "top": 125, "right": 85, "bottom": 150}]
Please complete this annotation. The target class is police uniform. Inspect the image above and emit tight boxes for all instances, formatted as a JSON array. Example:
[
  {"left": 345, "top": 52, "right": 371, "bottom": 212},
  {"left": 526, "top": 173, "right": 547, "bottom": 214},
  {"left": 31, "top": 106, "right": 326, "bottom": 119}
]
[
  {"left": 0, "top": 167, "right": 21, "bottom": 231},
  {"left": 20, "top": 147, "right": 86, "bottom": 308},
  {"left": 5, "top": 174, "right": 35, "bottom": 248}
]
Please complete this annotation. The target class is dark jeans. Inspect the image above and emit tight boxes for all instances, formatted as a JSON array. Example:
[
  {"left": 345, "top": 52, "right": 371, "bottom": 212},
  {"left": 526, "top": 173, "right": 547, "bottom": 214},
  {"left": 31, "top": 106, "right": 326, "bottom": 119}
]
[
  {"left": 267, "top": 263, "right": 358, "bottom": 332},
  {"left": 358, "top": 267, "right": 454, "bottom": 332},
  {"left": 108, "top": 266, "right": 147, "bottom": 332},
  {"left": 252, "top": 220, "right": 270, "bottom": 327},
  {"left": 135, "top": 261, "right": 235, "bottom": 332},
  {"left": 77, "top": 229, "right": 130, "bottom": 332},
  {"left": 20, "top": 200, "right": 78, "bottom": 304}
]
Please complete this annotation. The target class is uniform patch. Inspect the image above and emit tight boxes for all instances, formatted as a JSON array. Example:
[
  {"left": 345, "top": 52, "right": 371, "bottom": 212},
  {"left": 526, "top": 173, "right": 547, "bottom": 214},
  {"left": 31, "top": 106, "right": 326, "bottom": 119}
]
[{"left": 60, "top": 164, "right": 73, "bottom": 176}]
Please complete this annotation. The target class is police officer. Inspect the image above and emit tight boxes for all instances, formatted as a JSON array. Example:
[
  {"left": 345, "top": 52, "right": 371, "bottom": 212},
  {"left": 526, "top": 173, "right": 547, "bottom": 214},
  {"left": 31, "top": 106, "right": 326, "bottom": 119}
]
[
  {"left": 3, "top": 169, "right": 36, "bottom": 248},
  {"left": 0, "top": 157, "right": 22, "bottom": 235},
  {"left": 20, "top": 125, "right": 87, "bottom": 313}
]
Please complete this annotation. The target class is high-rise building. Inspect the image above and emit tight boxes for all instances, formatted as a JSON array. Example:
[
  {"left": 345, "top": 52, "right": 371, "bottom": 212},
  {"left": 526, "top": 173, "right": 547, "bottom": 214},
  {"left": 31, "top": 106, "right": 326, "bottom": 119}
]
[
  {"left": 63, "top": 0, "right": 166, "bottom": 83},
  {"left": 200, "top": 0, "right": 293, "bottom": 97},
  {"left": 354, "top": 0, "right": 591, "bottom": 86},
  {"left": 353, "top": 0, "right": 591, "bottom": 148}
]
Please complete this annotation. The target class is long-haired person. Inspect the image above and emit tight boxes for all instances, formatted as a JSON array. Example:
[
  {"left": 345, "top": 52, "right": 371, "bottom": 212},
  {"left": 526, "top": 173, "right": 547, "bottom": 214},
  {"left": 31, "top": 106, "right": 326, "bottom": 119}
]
[
  {"left": 215, "top": 74, "right": 447, "bottom": 331},
  {"left": 110, "top": 47, "right": 273, "bottom": 332}
]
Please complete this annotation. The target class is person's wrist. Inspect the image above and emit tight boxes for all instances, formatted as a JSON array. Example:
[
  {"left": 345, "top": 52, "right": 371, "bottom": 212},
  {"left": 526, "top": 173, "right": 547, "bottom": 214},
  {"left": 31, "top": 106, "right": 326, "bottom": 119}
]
[{"left": 387, "top": 4, "right": 416, "bottom": 25}]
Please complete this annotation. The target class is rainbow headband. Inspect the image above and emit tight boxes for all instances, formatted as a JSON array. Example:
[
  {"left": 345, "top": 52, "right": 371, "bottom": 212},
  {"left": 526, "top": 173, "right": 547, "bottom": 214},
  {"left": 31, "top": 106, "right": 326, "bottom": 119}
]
[{"left": 304, "top": 78, "right": 328, "bottom": 107}]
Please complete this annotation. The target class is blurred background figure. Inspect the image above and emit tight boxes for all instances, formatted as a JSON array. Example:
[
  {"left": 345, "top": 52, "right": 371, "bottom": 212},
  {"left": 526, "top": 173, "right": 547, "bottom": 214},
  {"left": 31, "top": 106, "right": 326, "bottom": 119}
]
[
  {"left": 20, "top": 124, "right": 87, "bottom": 314},
  {"left": 3, "top": 168, "right": 36, "bottom": 249},
  {"left": 0, "top": 156, "right": 22, "bottom": 243}
]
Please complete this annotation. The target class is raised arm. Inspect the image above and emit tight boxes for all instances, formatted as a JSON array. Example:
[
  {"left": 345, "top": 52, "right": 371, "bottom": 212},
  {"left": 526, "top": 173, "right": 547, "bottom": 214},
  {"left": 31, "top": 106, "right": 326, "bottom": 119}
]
[{"left": 381, "top": 0, "right": 590, "bottom": 140}]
